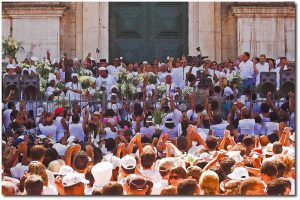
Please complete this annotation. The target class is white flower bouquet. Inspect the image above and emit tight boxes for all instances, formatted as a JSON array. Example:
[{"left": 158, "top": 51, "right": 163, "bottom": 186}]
[
  {"left": 36, "top": 60, "right": 52, "bottom": 80},
  {"left": 2, "top": 36, "right": 22, "bottom": 59},
  {"left": 79, "top": 68, "right": 93, "bottom": 76},
  {"left": 182, "top": 86, "right": 193, "bottom": 96},
  {"left": 157, "top": 83, "right": 167, "bottom": 97}
]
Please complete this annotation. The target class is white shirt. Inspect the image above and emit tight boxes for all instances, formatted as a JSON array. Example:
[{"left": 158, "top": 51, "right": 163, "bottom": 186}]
[
  {"left": 45, "top": 86, "right": 56, "bottom": 100},
  {"left": 271, "top": 65, "right": 288, "bottom": 90},
  {"left": 65, "top": 82, "right": 82, "bottom": 100},
  {"left": 106, "top": 65, "right": 124, "bottom": 76},
  {"left": 3, "top": 108, "right": 13, "bottom": 129},
  {"left": 141, "top": 168, "right": 162, "bottom": 184},
  {"left": 158, "top": 72, "right": 169, "bottom": 83},
  {"left": 38, "top": 124, "right": 58, "bottom": 141},
  {"left": 210, "top": 122, "right": 229, "bottom": 137},
  {"left": 55, "top": 116, "right": 65, "bottom": 141},
  {"left": 42, "top": 185, "right": 58, "bottom": 195},
  {"left": 239, "top": 59, "right": 254, "bottom": 80},
  {"left": 163, "top": 109, "right": 182, "bottom": 125},
  {"left": 263, "top": 122, "right": 279, "bottom": 135},
  {"left": 238, "top": 119, "right": 255, "bottom": 135},
  {"left": 96, "top": 74, "right": 117, "bottom": 95},
  {"left": 171, "top": 66, "right": 191, "bottom": 89},
  {"left": 151, "top": 179, "right": 168, "bottom": 195},
  {"left": 255, "top": 62, "right": 270, "bottom": 85},
  {"left": 69, "top": 123, "right": 85, "bottom": 142}
]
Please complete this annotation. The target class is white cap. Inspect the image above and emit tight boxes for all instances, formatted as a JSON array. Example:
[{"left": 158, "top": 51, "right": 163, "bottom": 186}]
[
  {"left": 262, "top": 143, "right": 273, "bottom": 156},
  {"left": 67, "top": 135, "right": 78, "bottom": 145},
  {"left": 121, "top": 155, "right": 136, "bottom": 170},
  {"left": 111, "top": 156, "right": 122, "bottom": 169},
  {"left": 226, "top": 151, "right": 243, "bottom": 163},
  {"left": 98, "top": 67, "right": 106, "bottom": 71},
  {"left": 224, "top": 86, "right": 233, "bottom": 97},
  {"left": 71, "top": 73, "right": 79, "bottom": 78},
  {"left": 36, "top": 107, "right": 44, "bottom": 117},
  {"left": 54, "top": 165, "right": 74, "bottom": 176},
  {"left": 10, "top": 163, "right": 28, "bottom": 179},
  {"left": 73, "top": 58, "right": 79, "bottom": 62},
  {"left": 62, "top": 172, "right": 89, "bottom": 187},
  {"left": 47, "top": 159, "right": 65, "bottom": 173},
  {"left": 228, "top": 167, "right": 249, "bottom": 180},
  {"left": 91, "top": 162, "right": 113, "bottom": 187},
  {"left": 6, "top": 64, "right": 16, "bottom": 69},
  {"left": 188, "top": 145, "right": 205, "bottom": 157},
  {"left": 143, "top": 61, "right": 148, "bottom": 64},
  {"left": 31, "top": 56, "right": 39, "bottom": 62},
  {"left": 52, "top": 143, "right": 67, "bottom": 156}
]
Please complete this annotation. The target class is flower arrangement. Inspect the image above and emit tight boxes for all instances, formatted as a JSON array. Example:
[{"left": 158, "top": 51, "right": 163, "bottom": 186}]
[
  {"left": 117, "top": 82, "right": 137, "bottom": 98},
  {"left": 148, "top": 72, "right": 158, "bottom": 85},
  {"left": 55, "top": 82, "right": 65, "bottom": 90},
  {"left": 152, "top": 110, "right": 165, "bottom": 125},
  {"left": 2, "top": 36, "right": 23, "bottom": 62},
  {"left": 78, "top": 76, "right": 92, "bottom": 89},
  {"left": 228, "top": 70, "right": 243, "bottom": 91},
  {"left": 36, "top": 60, "right": 53, "bottom": 80},
  {"left": 157, "top": 83, "right": 167, "bottom": 98},
  {"left": 21, "top": 63, "right": 30, "bottom": 69},
  {"left": 182, "top": 86, "right": 193, "bottom": 96},
  {"left": 39, "top": 77, "right": 47, "bottom": 94},
  {"left": 79, "top": 68, "right": 93, "bottom": 76},
  {"left": 53, "top": 93, "right": 70, "bottom": 108},
  {"left": 181, "top": 153, "right": 196, "bottom": 165}
]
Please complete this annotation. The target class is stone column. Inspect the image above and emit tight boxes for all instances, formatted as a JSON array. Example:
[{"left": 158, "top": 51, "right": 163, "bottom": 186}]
[
  {"left": 82, "top": 2, "right": 109, "bottom": 62},
  {"left": 188, "top": 2, "right": 222, "bottom": 62}
]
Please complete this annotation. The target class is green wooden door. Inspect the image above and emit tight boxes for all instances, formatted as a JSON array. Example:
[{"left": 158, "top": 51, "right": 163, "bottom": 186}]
[{"left": 109, "top": 2, "right": 188, "bottom": 63}]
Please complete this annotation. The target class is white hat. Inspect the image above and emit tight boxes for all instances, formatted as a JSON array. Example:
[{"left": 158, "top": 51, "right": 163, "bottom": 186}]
[
  {"left": 73, "top": 58, "right": 79, "bottom": 62},
  {"left": 71, "top": 73, "right": 79, "bottom": 78},
  {"left": 224, "top": 86, "right": 233, "bottom": 97},
  {"left": 47, "top": 159, "right": 65, "bottom": 173},
  {"left": 10, "top": 163, "right": 28, "bottom": 179},
  {"left": 54, "top": 165, "right": 74, "bottom": 176},
  {"left": 67, "top": 136, "right": 78, "bottom": 145},
  {"left": 158, "top": 63, "right": 166, "bottom": 67},
  {"left": 228, "top": 167, "right": 249, "bottom": 180},
  {"left": 121, "top": 155, "right": 136, "bottom": 170},
  {"left": 226, "top": 151, "right": 243, "bottom": 163},
  {"left": 6, "top": 64, "right": 16, "bottom": 69},
  {"left": 62, "top": 172, "right": 89, "bottom": 187},
  {"left": 110, "top": 85, "right": 118, "bottom": 91},
  {"left": 98, "top": 67, "right": 106, "bottom": 71},
  {"left": 111, "top": 156, "right": 122, "bottom": 169},
  {"left": 52, "top": 143, "right": 67, "bottom": 156},
  {"left": 188, "top": 145, "right": 205, "bottom": 157},
  {"left": 31, "top": 56, "right": 39, "bottom": 62},
  {"left": 262, "top": 143, "right": 273, "bottom": 156},
  {"left": 36, "top": 107, "right": 44, "bottom": 117},
  {"left": 143, "top": 61, "right": 148, "bottom": 64},
  {"left": 91, "top": 162, "right": 113, "bottom": 188},
  {"left": 37, "top": 135, "right": 47, "bottom": 140}
]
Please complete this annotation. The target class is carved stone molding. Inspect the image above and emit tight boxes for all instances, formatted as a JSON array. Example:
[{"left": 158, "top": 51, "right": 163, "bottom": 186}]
[
  {"left": 231, "top": 6, "right": 295, "bottom": 18},
  {"left": 4, "top": 7, "right": 66, "bottom": 18}
]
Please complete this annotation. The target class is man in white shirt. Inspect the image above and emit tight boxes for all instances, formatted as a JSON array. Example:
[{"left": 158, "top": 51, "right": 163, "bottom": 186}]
[
  {"left": 106, "top": 57, "right": 124, "bottom": 76},
  {"left": 239, "top": 52, "right": 257, "bottom": 89},
  {"left": 271, "top": 57, "right": 289, "bottom": 90},
  {"left": 171, "top": 59, "right": 197, "bottom": 89},
  {"left": 3, "top": 102, "right": 15, "bottom": 129},
  {"left": 255, "top": 54, "right": 270, "bottom": 86},
  {"left": 96, "top": 67, "right": 117, "bottom": 97},
  {"left": 65, "top": 73, "right": 82, "bottom": 101}
]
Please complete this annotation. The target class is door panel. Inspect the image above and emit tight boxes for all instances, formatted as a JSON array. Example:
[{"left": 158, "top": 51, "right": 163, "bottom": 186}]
[{"left": 109, "top": 2, "right": 188, "bottom": 63}]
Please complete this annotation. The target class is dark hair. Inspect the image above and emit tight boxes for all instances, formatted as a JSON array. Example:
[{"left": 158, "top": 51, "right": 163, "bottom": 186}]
[
  {"left": 243, "top": 136, "right": 254, "bottom": 148},
  {"left": 269, "top": 112, "right": 279, "bottom": 122},
  {"left": 170, "top": 166, "right": 188, "bottom": 179},
  {"left": 206, "top": 136, "right": 218, "bottom": 150},
  {"left": 261, "top": 161, "right": 278, "bottom": 177},
  {"left": 261, "top": 103, "right": 270, "bottom": 113},
  {"left": 280, "top": 102, "right": 289, "bottom": 111},
  {"left": 30, "top": 145, "right": 46, "bottom": 161},
  {"left": 102, "top": 182, "right": 123, "bottom": 195},
  {"left": 141, "top": 136, "right": 152, "bottom": 144},
  {"left": 187, "top": 166, "right": 203, "bottom": 182},
  {"left": 105, "top": 138, "right": 116, "bottom": 151},
  {"left": 177, "top": 179, "right": 199, "bottom": 195},
  {"left": 72, "top": 114, "right": 80, "bottom": 124},
  {"left": 105, "top": 109, "right": 115, "bottom": 117},
  {"left": 202, "top": 119, "right": 210, "bottom": 129},
  {"left": 254, "top": 115, "right": 262, "bottom": 124},
  {"left": 43, "top": 148, "right": 59, "bottom": 168},
  {"left": 85, "top": 166, "right": 95, "bottom": 187},
  {"left": 240, "top": 177, "right": 263, "bottom": 195},
  {"left": 214, "top": 86, "right": 221, "bottom": 94},
  {"left": 194, "top": 160, "right": 209, "bottom": 169},
  {"left": 267, "top": 178, "right": 291, "bottom": 195},
  {"left": 275, "top": 160, "right": 286, "bottom": 178},
  {"left": 176, "top": 136, "right": 188, "bottom": 152},
  {"left": 188, "top": 74, "right": 196, "bottom": 82},
  {"left": 141, "top": 150, "right": 156, "bottom": 169},
  {"left": 195, "top": 104, "right": 205, "bottom": 113},
  {"left": 211, "top": 100, "right": 219, "bottom": 111},
  {"left": 243, "top": 52, "right": 250, "bottom": 57},
  {"left": 73, "top": 152, "right": 89, "bottom": 171},
  {"left": 93, "top": 147, "right": 103, "bottom": 164},
  {"left": 220, "top": 157, "right": 236, "bottom": 175},
  {"left": 242, "top": 110, "right": 251, "bottom": 119},
  {"left": 25, "top": 174, "right": 44, "bottom": 195},
  {"left": 272, "top": 142, "right": 283, "bottom": 154},
  {"left": 7, "top": 102, "right": 15, "bottom": 109}
]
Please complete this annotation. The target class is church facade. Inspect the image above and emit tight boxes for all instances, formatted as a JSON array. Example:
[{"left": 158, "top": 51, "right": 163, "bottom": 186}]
[{"left": 2, "top": 2, "right": 295, "bottom": 63}]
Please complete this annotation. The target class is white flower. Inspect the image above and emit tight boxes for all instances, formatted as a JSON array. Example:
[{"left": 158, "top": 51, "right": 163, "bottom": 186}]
[
  {"left": 127, "top": 73, "right": 134, "bottom": 80},
  {"left": 182, "top": 86, "right": 193, "bottom": 96}
]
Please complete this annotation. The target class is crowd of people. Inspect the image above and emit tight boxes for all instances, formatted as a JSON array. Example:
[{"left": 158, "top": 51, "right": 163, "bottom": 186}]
[{"left": 1, "top": 51, "right": 296, "bottom": 195}]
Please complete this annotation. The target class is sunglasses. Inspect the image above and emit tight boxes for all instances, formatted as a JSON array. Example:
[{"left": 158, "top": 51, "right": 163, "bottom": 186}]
[{"left": 169, "top": 175, "right": 181, "bottom": 180}]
